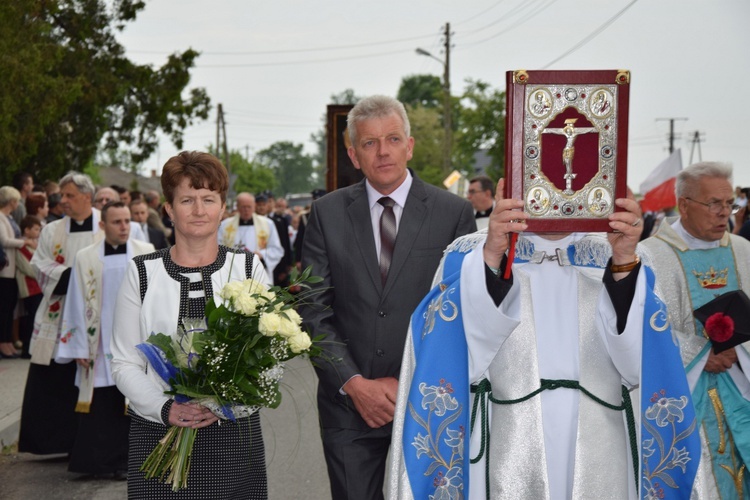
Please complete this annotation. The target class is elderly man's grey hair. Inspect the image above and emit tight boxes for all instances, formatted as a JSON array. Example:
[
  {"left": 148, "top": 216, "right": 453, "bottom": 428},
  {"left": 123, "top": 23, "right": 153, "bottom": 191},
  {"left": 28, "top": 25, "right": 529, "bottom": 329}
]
[
  {"left": 675, "top": 161, "right": 733, "bottom": 199},
  {"left": 59, "top": 171, "right": 96, "bottom": 200},
  {"left": 347, "top": 95, "right": 411, "bottom": 146}
]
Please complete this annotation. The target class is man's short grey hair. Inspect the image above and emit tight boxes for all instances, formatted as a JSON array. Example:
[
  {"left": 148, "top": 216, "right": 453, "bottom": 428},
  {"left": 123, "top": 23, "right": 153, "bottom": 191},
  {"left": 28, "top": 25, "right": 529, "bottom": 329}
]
[
  {"left": 0, "top": 186, "right": 21, "bottom": 208},
  {"left": 347, "top": 95, "right": 411, "bottom": 146},
  {"left": 675, "top": 161, "right": 733, "bottom": 199},
  {"left": 59, "top": 171, "right": 96, "bottom": 200}
]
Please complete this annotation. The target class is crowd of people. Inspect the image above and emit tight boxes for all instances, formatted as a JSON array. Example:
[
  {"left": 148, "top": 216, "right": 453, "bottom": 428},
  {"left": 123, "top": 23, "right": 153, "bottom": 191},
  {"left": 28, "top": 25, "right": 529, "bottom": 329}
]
[
  {"left": 1, "top": 94, "right": 749, "bottom": 500},
  {"left": 0, "top": 165, "right": 309, "bottom": 494}
]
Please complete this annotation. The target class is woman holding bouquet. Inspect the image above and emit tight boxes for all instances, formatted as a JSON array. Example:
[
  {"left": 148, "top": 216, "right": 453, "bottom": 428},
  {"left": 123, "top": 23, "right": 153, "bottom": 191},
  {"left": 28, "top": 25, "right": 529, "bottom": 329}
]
[{"left": 112, "top": 151, "right": 270, "bottom": 499}]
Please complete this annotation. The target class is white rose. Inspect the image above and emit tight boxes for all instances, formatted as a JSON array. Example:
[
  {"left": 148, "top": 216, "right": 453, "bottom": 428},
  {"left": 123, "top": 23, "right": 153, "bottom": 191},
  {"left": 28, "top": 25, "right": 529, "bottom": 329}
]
[
  {"left": 242, "top": 278, "right": 268, "bottom": 295},
  {"left": 258, "top": 312, "right": 282, "bottom": 337},
  {"left": 288, "top": 331, "right": 312, "bottom": 354},
  {"left": 282, "top": 308, "right": 302, "bottom": 325},
  {"left": 235, "top": 294, "right": 259, "bottom": 316},
  {"left": 220, "top": 281, "right": 245, "bottom": 301},
  {"left": 278, "top": 316, "right": 301, "bottom": 339}
]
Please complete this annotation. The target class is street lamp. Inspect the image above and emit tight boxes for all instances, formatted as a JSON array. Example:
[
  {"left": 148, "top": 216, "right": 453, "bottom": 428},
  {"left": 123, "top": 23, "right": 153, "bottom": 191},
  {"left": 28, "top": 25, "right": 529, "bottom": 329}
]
[{"left": 416, "top": 40, "right": 452, "bottom": 177}]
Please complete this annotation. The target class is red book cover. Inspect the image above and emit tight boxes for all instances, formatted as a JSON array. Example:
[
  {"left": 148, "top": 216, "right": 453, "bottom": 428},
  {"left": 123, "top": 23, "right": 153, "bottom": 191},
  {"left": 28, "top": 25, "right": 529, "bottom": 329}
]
[{"left": 505, "top": 69, "right": 630, "bottom": 232}]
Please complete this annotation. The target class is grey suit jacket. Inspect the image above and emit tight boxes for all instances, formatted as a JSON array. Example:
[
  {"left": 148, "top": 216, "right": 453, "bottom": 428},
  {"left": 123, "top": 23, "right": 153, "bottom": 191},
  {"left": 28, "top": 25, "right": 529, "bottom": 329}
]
[{"left": 300, "top": 175, "right": 476, "bottom": 430}]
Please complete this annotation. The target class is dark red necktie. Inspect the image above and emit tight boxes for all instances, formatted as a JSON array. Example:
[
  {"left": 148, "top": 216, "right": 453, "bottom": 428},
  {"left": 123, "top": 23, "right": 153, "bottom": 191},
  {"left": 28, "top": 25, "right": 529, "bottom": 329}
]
[{"left": 378, "top": 197, "right": 396, "bottom": 286}]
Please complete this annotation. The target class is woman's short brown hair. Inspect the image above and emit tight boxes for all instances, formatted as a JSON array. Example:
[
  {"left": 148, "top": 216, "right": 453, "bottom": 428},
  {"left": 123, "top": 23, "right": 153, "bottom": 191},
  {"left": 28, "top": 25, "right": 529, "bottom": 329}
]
[
  {"left": 161, "top": 151, "right": 229, "bottom": 205},
  {"left": 25, "top": 192, "right": 47, "bottom": 217}
]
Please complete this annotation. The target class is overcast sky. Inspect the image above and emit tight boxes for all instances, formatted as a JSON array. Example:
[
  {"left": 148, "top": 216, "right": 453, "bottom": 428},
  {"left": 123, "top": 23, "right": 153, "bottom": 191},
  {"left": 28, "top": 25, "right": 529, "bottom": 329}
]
[{"left": 119, "top": 0, "right": 750, "bottom": 191}]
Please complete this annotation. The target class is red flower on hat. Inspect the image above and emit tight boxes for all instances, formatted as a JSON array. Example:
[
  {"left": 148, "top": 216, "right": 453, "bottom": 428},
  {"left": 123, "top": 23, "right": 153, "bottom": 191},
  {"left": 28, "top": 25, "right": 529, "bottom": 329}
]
[
  {"left": 706, "top": 313, "right": 734, "bottom": 343},
  {"left": 55, "top": 254, "right": 65, "bottom": 264}
]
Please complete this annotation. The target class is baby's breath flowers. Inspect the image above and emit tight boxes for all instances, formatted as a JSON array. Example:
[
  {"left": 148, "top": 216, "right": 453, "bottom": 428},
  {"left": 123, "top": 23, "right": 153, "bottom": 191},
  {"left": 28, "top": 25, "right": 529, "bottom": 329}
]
[{"left": 137, "top": 267, "right": 322, "bottom": 491}]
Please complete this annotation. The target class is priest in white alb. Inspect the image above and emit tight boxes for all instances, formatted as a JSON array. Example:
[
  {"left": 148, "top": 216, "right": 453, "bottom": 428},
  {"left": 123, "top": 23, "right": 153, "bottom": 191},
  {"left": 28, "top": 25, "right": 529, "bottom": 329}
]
[
  {"left": 56, "top": 201, "right": 154, "bottom": 477},
  {"left": 388, "top": 179, "right": 653, "bottom": 499},
  {"left": 218, "top": 192, "right": 281, "bottom": 285}
]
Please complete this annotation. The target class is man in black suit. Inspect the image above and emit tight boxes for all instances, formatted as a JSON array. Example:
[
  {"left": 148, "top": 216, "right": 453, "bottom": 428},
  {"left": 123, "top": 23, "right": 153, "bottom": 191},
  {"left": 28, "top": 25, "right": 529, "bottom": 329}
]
[
  {"left": 300, "top": 95, "right": 476, "bottom": 500},
  {"left": 129, "top": 199, "right": 168, "bottom": 249},
  {"left": 256, "top": 192, "right": 293, "bottom": 286}
]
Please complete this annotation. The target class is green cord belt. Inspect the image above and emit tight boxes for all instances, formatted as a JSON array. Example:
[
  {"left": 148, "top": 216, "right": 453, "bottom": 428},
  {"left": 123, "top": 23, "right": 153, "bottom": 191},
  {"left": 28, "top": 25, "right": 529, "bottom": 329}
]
[{"left": 469, "top": 378, "right": 638, "bottom": 497}]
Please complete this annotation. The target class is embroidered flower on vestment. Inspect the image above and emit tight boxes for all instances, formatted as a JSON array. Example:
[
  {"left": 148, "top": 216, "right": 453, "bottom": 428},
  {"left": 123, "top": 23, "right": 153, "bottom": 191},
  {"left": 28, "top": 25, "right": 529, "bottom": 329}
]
[
  {"left": 430, "top": 466, "right": 463, "bottom": 500},
  {"left": 669, "top": 446, "right": 691, "bottom": 473},
  {"left": 645, "top": 395, "right": 688, "bottom": 427},
  {"left": 444, "top": 427, "right": 464, "bottom": 459},
  {"left": 412, "top": 433, "right": 432, "bottom": 459},
  {"left": 419, "top": 380, "right": 458, "bottom": 417}
]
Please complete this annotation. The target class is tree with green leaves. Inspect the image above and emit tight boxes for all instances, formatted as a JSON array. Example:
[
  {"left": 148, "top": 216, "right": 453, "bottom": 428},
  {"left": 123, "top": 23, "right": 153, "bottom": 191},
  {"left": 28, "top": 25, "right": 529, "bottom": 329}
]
[
  {"left": 0, "top": 0, "right": 209, "bottom": 185},
  {"left": 255, "top": 142, "right": 315, "bottom": 197},
  {"left": 395, "top": 75, "right": 506, "bottom": 183},
  {"left": 205, "top": 146, "right": 276, "bottom": 199},
  {"left": 404, "top": 105, "right": 445, "bottom": 186},
  {"left": 454, "top": 79, "right": 506, "bottom": 181},
  {"left": 397, "top": 74, "right": 443, "bottom": 109}
]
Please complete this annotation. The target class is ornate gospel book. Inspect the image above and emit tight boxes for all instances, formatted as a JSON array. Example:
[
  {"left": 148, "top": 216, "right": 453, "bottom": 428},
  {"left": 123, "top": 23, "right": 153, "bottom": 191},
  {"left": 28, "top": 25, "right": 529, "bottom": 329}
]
[{"left": 505, "top": 69, "right": 630, "bottom": 232}]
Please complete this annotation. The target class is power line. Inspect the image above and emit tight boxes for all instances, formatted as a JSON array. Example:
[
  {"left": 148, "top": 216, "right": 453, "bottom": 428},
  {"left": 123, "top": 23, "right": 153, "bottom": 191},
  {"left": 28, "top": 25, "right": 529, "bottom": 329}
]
[
  {"left": 541, "top": 0, "right": 639, "bottom": 69},
  {"left": 128, "top": 33, "right": 436, "bottom": 57},
  {"left": 458, "top": 0, "right": 556, "bottom": 48},
  {"left": 227, "top": 120, "right": 320, "bottom": 129},
  {"left": 454, "top": 0, "right": 510, "bottom": 26},
  {"left": 229, "top": 109, "right": 316, "bottom": 121},
  {"left": 461, "top": 0, "right": 549, "bottom": 37},
  {"left": 127, "top": 2, "right": 512, "bottom": 58},
  {"left": 195, "top": 47, "right": 413, "bottom": 68}
]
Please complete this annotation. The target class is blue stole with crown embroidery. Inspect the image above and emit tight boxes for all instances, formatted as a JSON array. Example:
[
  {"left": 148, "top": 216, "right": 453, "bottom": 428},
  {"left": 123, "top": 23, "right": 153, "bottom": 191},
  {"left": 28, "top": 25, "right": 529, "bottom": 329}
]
[{"left": 678, "top": 245, "right": 750, "bottom": 498}]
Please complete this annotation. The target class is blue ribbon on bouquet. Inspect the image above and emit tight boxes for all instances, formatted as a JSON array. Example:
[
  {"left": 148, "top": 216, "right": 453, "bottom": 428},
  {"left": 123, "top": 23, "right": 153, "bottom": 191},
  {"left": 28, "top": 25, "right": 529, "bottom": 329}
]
[
  {"left": 136, "top": 342, "right": 189, "bottom": 404},
  {"left": 136, "top": 341, "right": 239, "bottom": 419}
]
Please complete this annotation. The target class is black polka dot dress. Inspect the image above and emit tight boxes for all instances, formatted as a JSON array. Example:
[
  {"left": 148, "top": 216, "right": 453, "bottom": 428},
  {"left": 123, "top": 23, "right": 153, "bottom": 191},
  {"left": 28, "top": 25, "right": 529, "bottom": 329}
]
[{"left": 126, "top": 246, "right": 267, "bottom": 499}]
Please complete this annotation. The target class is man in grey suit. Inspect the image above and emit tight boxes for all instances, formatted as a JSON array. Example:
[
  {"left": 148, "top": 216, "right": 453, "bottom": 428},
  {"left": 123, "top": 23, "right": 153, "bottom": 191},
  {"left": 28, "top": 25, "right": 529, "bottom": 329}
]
[{"left": 300, "top": 95, "right": 476, "bottom": 500}]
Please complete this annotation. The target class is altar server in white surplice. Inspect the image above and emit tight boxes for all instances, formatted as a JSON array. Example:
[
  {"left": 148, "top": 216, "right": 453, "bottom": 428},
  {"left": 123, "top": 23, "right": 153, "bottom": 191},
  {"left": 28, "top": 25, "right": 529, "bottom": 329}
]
[
  {"left": 218, "top": 192, "right": 281, "bottom": 284},
  {"left": 389, "top": 179, "right": 649, "bottom": 500},
  {"left": 56, "top": 201, "right": 154, "bottom": 476}
]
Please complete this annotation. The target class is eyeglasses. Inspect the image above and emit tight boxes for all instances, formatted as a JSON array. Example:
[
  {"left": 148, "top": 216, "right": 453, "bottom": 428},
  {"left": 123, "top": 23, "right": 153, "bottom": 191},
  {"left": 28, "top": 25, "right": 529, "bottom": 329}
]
[
  {"left": 467, "top": 189, "right": 483, "bottom": 195},
  {"left": 684, "top": 197, "right": 741, "bottom": 215}
]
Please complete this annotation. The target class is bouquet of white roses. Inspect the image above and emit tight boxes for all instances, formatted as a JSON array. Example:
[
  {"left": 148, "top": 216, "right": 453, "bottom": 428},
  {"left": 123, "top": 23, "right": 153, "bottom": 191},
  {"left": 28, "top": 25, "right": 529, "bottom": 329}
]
[{"left": 136, "top": 268, "right": 321, "bottom": 491}]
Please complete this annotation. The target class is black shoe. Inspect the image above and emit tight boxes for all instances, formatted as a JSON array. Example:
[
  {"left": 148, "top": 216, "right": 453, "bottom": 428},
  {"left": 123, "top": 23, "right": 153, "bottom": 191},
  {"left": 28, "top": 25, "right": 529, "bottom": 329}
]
[{"left": 0, "top": 352, "right": 19, "bottom": 359}]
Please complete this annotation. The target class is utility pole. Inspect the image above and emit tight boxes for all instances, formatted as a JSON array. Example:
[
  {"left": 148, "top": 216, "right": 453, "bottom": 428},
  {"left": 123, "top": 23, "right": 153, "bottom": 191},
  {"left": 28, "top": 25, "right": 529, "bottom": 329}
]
[
  {"left": 442, "top": 22, "right": 452, "bottom": 178},
  {"left": 656, "top": 117, "right": 688, "bottom": 154},
  {"left": 216, "top": 104, "right": 221, "bottom": 157},
  {"left": 416, "top": 23, "right": 452, "bottom": 177},
  {"left": 216, "top": 104, "right": 233, "bottom": 198},
  {"left": 688, "top": 130, "right": 705, "bottom": 164}
]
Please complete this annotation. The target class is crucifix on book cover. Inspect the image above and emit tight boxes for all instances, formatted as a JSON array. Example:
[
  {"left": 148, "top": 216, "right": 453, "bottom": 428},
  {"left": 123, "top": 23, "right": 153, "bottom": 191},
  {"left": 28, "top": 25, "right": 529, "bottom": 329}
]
[{"left": 504, "top": 69, "right": 631, "bottom": 233}]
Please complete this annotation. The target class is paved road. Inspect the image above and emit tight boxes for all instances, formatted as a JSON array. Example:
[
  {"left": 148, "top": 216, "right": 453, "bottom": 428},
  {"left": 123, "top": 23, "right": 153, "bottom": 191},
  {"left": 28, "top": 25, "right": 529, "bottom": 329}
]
[{"left": 0, "top": 357, "right": 330, "bottom": 499}]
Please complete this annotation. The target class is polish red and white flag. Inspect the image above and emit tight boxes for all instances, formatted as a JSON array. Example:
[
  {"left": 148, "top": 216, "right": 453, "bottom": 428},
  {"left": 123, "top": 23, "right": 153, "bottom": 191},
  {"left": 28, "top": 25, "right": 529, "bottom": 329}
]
[{"left": 639, "top": 149, "right": 682, "bottom": 212}]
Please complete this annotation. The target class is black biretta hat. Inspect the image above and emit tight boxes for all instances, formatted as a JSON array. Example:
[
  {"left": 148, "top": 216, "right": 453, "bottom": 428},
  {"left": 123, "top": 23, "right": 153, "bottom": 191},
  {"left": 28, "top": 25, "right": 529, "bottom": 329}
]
[{"left": 694, "top": 290, "right": 750, "bottom": 354}]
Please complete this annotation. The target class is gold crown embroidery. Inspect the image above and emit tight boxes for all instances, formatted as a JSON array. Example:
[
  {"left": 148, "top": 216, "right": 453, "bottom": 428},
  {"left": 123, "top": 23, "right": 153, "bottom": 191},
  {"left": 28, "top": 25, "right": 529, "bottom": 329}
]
[{"left": 692, "top": 266, "right": 728, "bottom": 289}]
